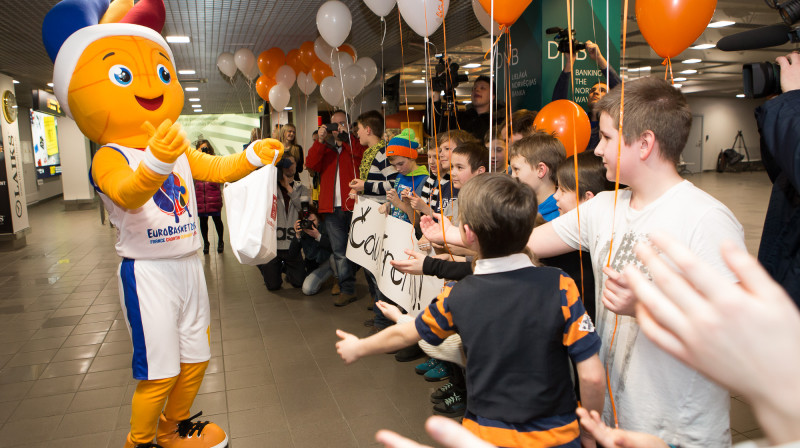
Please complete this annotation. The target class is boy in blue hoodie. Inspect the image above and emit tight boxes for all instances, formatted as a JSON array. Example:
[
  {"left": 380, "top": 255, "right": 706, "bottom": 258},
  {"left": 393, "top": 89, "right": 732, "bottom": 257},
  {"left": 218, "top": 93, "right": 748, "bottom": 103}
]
[{"left": 379, "top": 129, "right": 430, "bottom": 226}]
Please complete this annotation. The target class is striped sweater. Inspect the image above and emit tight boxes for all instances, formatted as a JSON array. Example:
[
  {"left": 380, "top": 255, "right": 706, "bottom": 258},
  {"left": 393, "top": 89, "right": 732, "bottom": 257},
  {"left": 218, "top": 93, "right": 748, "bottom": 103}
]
[{"left": 361, "top": 144, "right": 397, "bottom": 204}]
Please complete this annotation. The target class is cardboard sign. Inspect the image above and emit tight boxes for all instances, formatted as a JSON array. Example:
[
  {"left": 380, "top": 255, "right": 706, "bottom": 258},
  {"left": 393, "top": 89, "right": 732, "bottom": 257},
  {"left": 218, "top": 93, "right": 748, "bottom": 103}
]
[{"left": 347, "top": 198, "right": 442, "bottom": 315}]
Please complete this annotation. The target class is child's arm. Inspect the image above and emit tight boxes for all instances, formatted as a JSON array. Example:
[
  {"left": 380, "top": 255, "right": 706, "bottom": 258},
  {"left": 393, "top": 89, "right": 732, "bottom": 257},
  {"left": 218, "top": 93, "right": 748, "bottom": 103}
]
[
  {"left": 335, "top": 320, "right": 421, "bottom": 364},
  {"left": 527, "top": 221, "right": 576, "bottom": 259},
  {"left": 575, "top": 354, "right": 605, "bottom": 416}
]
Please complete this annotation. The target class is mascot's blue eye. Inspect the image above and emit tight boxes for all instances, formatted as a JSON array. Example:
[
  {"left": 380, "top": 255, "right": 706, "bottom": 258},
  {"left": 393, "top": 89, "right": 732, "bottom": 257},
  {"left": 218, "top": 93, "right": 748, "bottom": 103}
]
[
  {"left": 109, "top": 65, "right": 133, "bottom": 86},
  {"left": 157, "top": 64, "right": 171, "bottom": 84}
]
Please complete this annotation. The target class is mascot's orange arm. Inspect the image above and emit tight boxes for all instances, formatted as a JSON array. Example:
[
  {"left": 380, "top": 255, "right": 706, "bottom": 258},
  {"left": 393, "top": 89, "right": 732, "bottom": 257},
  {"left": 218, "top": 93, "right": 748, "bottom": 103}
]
[
  {"left": 91, "top": 146, "right": 170, "bottom": 210},
  {"left": 186, "top": 139, "right": 284, "bottom": 183},
  {"left": 185, "top": 147, "right": 255, "bottom": 183}
]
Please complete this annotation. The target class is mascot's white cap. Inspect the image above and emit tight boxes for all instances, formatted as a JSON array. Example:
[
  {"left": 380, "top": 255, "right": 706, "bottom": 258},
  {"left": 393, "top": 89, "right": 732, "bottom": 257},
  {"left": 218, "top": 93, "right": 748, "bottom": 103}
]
[{"left": 52, "top": 24, "right": 173, "bottom": 119}]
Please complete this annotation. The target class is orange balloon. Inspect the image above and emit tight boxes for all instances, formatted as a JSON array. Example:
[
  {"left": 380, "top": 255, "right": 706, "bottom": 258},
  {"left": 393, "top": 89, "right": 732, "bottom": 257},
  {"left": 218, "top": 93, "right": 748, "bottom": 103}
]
[
  {"left": 636, "top": 0, "right": 716, "bottom": 58},
  {"left": 257, "top": 47, "right": 285, "bottom": 78},
  {"left": 534, "top": 100, "right": 590, "bottom": 157},
  {"left": 311, "top": 60, "right": 333, "bottom": 85},
  {"left": 299, "top": 41, "right": 317, "bottom": 70},
  {"left": 286, "top": 49, "right": 306, "bottom": 75},
  {"left": 477, "top": 0, "right": 532, "bottom": 27},
  {"left": 337, "top": 44, "right": 356, "bottom": 62},
  {"left": 256, "top": 76, "right": 276, "bottom": 102}
]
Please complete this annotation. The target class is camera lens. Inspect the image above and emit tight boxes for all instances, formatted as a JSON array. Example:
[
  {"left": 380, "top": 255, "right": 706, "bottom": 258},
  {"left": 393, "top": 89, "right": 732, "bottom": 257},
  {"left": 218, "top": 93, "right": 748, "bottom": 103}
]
[{"left": 779, "top": 0, "right": 800, "bottom": 25}]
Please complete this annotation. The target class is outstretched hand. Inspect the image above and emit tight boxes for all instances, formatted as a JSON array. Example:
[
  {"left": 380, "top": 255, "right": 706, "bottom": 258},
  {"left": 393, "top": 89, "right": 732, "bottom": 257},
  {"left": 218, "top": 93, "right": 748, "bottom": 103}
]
[
  {"left": 390, "top": 249, "right": 427, "bottom": 275},
  {"left": 625, "top": 232, "right": 800, "bottom": 436},
  {"left": 420, "top": 213, "right": 451, "bottom": 245},
  {"left": 602, "top": 266, "right": 637, "bottom": 317},
  {"left": 251, "top": 138, "right": 285, "bottom": 166},
  {"left": 576, "top": 408, "right": 667, "bottom": 448},
  {"left": 142, "top": 119, "right": 189, "bottom": 164},
  {"left": 335, "top": 329, "right": 362, "bottom": 364}
]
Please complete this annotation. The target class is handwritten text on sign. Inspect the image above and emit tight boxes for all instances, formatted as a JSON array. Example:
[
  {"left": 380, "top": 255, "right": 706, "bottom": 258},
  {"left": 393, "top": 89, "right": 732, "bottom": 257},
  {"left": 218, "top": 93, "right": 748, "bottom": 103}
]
[{"left": 346, "top": 198, "right": 441, "bottom": 315}]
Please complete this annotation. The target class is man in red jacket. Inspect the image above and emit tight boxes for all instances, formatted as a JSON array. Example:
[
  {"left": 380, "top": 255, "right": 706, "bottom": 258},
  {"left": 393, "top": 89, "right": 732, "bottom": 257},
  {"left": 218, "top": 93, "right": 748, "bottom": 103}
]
[{"left": 306, "top": 110, "right": 365, "bottom": 306}]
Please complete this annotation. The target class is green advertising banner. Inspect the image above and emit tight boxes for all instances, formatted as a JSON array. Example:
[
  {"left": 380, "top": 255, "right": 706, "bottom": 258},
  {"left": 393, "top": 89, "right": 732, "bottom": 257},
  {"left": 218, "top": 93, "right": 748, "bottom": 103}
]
[{"left": 506, "top": 0, "right": 621, "bottom": 112}]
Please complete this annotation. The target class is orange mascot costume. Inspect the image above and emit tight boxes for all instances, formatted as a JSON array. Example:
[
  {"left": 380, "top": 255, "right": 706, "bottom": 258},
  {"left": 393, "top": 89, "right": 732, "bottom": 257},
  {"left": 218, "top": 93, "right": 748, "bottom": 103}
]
[{"left": 42, "top": 1, "right": 283, "bottom": 447}]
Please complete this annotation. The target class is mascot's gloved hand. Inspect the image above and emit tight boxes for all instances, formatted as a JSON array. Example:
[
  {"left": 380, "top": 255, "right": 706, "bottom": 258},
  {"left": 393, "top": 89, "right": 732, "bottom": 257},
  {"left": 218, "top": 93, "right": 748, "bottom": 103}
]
[
  {"left": 141, "top": 119, "right": 190, "bottom": 175},
  {"left": 245, "top": 138, "right": 285, "bottom": 167}
]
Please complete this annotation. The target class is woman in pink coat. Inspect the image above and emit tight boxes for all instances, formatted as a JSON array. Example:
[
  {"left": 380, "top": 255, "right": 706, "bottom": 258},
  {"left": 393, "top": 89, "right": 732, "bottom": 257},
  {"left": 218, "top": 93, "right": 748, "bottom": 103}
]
[{"left": 194, "top": 140, "right": 224, "bottom": 253}]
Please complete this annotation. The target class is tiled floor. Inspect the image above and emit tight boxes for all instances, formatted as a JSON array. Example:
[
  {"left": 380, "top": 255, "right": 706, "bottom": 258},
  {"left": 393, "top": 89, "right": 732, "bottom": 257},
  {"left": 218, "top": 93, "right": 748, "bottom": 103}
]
[{"left": 0, "top": 171, "right": 773, "bottom": 447}]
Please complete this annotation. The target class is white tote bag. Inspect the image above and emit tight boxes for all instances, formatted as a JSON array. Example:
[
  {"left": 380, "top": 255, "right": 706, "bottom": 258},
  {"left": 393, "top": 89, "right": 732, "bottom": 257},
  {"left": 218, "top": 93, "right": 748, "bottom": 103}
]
[{"left": 223, "top": 163, "right": 279, "bottom": 265}]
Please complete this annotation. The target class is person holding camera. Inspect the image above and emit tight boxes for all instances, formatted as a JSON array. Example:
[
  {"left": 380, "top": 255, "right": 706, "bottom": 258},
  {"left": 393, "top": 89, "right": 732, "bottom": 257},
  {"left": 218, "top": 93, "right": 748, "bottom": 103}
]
[
  {"left": 257, "top": 154, "right": 309, "bottom": 291},
  {"left": 306, "top": 110, "right": 365, "bottom": 306},
  {"left": 755, "top": 51, "right": 800, "bottom": 309},
  {"left": 429, "top": 75, "right": 498, "bottom": 141},
  {"left": 552, "top": 40, "right": 620, "bottom": 151},
  {"left": 294, "top": 208, "right": 338, "bottom": 296}
]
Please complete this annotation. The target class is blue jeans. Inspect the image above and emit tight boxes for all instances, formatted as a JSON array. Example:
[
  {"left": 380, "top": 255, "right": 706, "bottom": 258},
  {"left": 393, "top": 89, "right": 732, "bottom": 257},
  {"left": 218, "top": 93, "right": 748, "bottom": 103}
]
[
  {"left": 324, "top": 208, "right": 355, "bottom": 295},
  {"left": 365, "top": 270, "right": 395, "bottom": 329},
  {"left": 302, "top": 255, "right": 337, "bottom": 296}
]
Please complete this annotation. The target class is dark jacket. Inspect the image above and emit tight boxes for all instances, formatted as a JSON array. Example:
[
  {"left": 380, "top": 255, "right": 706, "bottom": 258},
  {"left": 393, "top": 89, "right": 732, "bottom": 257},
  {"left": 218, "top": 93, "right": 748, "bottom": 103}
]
[
  {"left": 755, "top": 89, "right": 800, "bottom": 309},
  {"left": 553, "top": 66, "right": 621, "bottom": 151},
  {"left": 194, "top": 181, "right": 222, "bottom": 214},
  {"left": 305, "top": 134, "right": 364, "bottom": 214},
  {"left": 299, "top": 225, "right": 333, "bottom": 265}
]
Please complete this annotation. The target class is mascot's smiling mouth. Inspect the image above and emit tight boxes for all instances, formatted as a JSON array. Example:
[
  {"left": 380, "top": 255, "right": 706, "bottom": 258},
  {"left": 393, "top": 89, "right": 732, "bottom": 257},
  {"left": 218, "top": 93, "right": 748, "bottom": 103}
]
[{"left": 135, "top": 95, "right": 164, "bottom": 111}]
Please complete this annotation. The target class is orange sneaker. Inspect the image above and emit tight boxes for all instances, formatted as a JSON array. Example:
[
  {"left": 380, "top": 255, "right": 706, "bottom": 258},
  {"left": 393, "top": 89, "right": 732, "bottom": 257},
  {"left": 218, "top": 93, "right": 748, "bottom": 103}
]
[{"left": 156, "top": 412, "right": 228, "bottom": 448}]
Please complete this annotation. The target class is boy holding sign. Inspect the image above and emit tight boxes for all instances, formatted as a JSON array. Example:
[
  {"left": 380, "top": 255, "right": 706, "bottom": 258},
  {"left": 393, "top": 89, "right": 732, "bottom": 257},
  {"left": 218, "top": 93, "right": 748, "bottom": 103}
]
[{"left": 379, "top": 129, "right": 429, "bottom": 225}]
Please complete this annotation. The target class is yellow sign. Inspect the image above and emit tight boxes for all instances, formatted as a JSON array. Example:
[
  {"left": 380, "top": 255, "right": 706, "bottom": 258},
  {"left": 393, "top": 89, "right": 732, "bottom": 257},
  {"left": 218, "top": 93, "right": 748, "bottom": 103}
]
[{"left": 43, "top": 115, "right": 59, "bottom": 156}]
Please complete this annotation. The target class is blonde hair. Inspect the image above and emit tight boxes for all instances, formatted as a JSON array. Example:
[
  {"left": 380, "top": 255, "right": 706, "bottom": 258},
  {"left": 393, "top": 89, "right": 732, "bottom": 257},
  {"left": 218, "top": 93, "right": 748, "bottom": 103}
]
[{"left": 278, "top": 124, "right": 301, "bottom": 162}]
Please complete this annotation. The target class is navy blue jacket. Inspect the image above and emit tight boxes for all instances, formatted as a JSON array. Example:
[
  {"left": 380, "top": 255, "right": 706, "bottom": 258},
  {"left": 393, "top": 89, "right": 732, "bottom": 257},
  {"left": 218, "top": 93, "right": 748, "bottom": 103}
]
[{"left": 755, "top": 89, "right": 800, "bottom": 309}]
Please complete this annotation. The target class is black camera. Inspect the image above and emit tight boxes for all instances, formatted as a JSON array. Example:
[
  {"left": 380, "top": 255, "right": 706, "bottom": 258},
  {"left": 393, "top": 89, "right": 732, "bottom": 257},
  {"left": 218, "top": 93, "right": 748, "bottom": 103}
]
[
  {"left": 299, "top": 199, "right": 314, "bottom": 231},
  {"left": 743, "top": 62, "right": 782, "bottom": 98},
  {"left": 432, "top": 56, "right": 469, "bottom": 94},
  {"left": 546, "top": 27, "right": 586, "bottom": 54}
]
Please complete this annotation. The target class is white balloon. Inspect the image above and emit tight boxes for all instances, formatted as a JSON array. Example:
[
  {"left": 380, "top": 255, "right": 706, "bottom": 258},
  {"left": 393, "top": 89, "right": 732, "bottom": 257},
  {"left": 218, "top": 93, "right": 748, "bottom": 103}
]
[
  {"left": 275, "top": 65, "right": 297, "bottom": 88},
  {"left": 397, "top": 0, "right": 450, "bottom": 37},
  {"left": 471, "top": 0, "right": 502, "bottom": 35},
  {"left": 234, "top": 48, "right": 256, "bottom": 75},
  {"left": 269, "top": 84, "right": 291, "bottom": 111},
  {"left": 329, "top": 50, "right": 354, "bottom": 78},
  {"left": 298, "top": 72, "right": 318, "bottom": 95},
  {"left": 364, "top": 0, "right": 397, "bottom": 17},
  {"left": 316, "top": 0, "right": 352, "bottom": 48},
  {"left": 245, "top": 64, "right": 260, "bottom": 81},
  {"left": 342, "top": 65, "right": 366, "bottom": 98},
  {"left": 216, "top": 52, "right": 237, "bottom": 78},
  {"left": 356, "top": 57, "right": 378, "bottom": 86},
  {"left": 320, "top": 76, "right": 344, "bottom": 106},
  {"left": 314, "top": 36, "right": 334, "bottom": 63}
]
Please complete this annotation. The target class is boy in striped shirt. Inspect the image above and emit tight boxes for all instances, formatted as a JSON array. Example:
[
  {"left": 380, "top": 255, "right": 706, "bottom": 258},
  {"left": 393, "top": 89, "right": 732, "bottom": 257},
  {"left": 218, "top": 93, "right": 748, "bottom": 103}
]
[{"left": 336, "top": 173, "right": 605, "bottom": 448}]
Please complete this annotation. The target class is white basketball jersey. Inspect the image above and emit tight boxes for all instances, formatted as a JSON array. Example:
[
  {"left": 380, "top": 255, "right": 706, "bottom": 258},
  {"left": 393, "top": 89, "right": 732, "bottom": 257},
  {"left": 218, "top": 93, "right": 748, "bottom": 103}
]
[{"left": 97, "top": 144, "right": 201, "bottom": 259}]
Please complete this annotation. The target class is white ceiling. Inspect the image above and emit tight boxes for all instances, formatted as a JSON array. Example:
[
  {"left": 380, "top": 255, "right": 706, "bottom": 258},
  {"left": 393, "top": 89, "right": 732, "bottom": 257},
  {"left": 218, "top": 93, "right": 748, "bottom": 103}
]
[{"left": 1, "top": 0, "right": 798, "bottom": 115}]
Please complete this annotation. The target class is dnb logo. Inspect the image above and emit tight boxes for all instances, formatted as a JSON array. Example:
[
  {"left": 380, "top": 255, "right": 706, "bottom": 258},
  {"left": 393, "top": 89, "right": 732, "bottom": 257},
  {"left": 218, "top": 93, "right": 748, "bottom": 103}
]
[{"left": 153, "top": 173, "right": 192, "bottom": 223}]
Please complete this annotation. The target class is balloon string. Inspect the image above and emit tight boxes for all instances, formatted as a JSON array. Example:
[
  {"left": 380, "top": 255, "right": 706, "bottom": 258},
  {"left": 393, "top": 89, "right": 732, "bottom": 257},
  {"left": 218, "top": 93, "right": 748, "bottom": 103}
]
[
  {"left": 505, "top": 28, "right": 512, "bottom": 173},
  {"left": 605, "top": 0, "right": 629, "bottom": 432},
  {"left": 488, "top": 0, "right": 495, "bottom": 170},
  {"left": 566, "top": 0, "right": 584, "bottom": 301}
]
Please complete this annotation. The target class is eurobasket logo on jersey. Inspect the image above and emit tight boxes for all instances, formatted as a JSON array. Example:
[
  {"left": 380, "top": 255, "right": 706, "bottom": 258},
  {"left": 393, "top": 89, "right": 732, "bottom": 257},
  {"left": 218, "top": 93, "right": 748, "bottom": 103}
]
[{"left": 153, "top": 173, "right": 192, "bottom": 223}]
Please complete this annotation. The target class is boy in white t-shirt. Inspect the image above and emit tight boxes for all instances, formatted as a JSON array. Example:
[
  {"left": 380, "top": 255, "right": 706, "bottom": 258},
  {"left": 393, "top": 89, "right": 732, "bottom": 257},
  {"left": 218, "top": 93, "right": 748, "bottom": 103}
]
[{"left": 420, "top": 76, "right": 745, "bottom": 447}]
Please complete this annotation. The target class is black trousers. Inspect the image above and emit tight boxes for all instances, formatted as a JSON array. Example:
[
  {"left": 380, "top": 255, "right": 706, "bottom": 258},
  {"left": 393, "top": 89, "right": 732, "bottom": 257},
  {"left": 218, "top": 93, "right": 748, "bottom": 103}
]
[
  {"left": 199, "top": 215, "right": 224, "bottom": 245},
  {"left": 258, "top": 242, "right": 305, "bottom": 291}
]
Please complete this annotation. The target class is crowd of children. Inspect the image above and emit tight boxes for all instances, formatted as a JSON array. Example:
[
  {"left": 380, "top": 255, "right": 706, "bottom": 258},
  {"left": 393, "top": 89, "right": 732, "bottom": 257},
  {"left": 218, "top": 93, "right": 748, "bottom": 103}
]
[{"left": 334, "top": 76, "right": 754, "bottom": 448}]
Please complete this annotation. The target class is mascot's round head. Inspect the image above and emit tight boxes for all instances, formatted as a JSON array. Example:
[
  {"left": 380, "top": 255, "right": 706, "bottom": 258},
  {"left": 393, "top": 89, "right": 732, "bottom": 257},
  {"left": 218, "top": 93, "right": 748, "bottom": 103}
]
[{"left": 43, "top": 0, "right": 184, "bottom": 146}]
